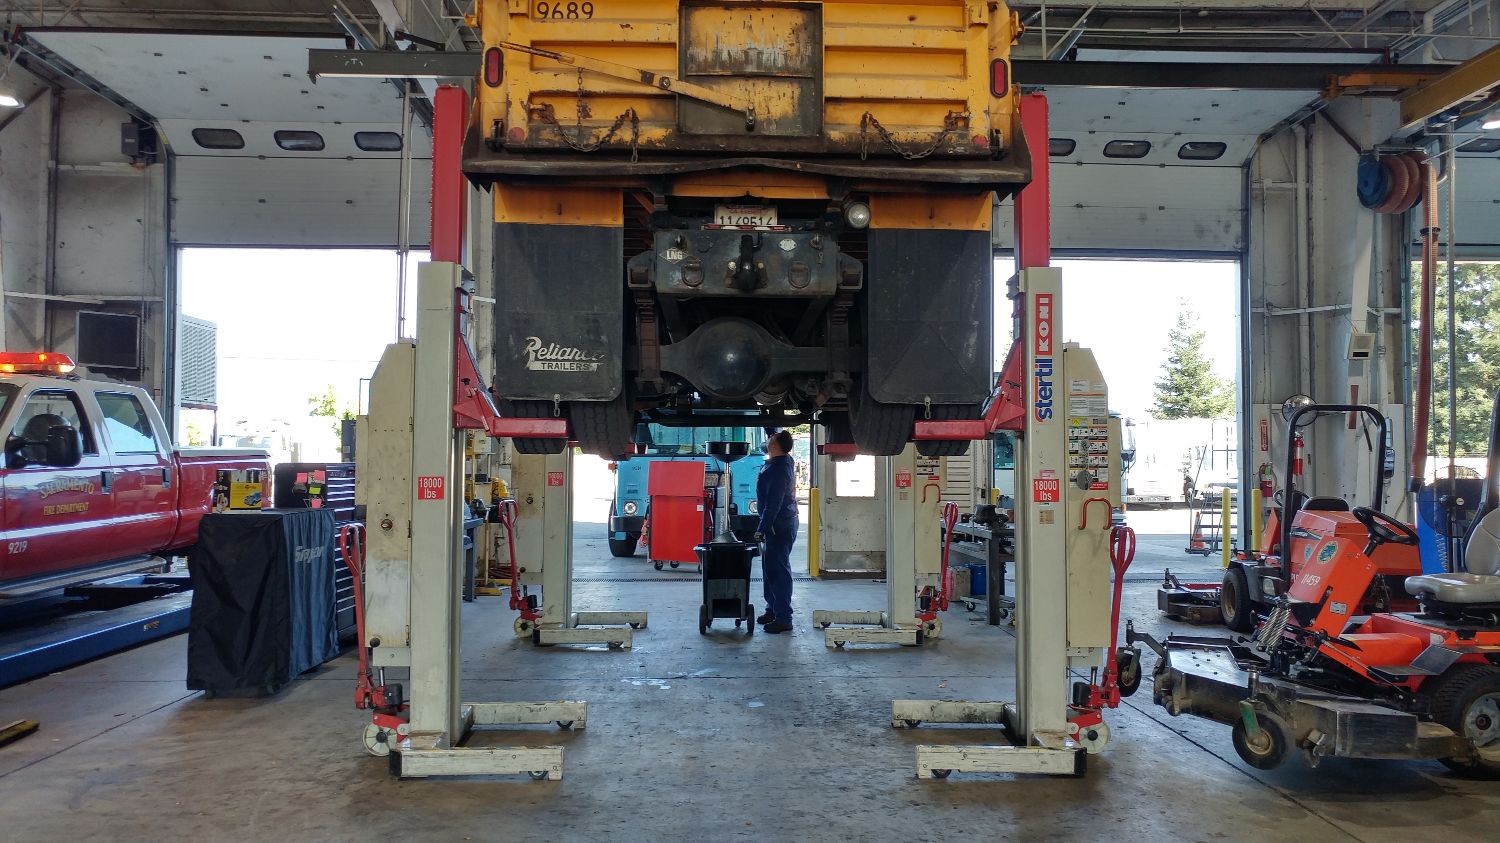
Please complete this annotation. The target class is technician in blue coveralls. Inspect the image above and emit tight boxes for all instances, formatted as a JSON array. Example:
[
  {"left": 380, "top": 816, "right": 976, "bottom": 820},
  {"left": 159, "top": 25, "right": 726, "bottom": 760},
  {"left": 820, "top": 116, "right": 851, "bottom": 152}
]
[{"left": 754, "top": 429, "right": 798, "bottom": 634}]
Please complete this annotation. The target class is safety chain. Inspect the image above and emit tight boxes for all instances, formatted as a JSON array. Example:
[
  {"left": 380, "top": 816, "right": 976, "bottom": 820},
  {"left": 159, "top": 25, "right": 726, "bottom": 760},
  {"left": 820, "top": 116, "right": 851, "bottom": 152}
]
[
  {"left": 858, "top": 111, "right": 965, "bottom": 161},
  {"left": 532, "top": 69, "right": 641, "bottom": 161}
]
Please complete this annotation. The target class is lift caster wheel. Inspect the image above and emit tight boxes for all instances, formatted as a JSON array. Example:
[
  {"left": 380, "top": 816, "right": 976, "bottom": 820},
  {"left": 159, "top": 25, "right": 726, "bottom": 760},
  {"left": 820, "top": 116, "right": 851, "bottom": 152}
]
[
  {"left": 819, "top": 622, "right": 832, "bottom": 629},
  {"left": 608, "top": 641, "right": 625, "bottom": 650},
  {"left": 528, "top": 771, "right": 550, "bottom": 781},
  {"left": 555, "top": 721, "right": 575, "bottom": 730},
  {"left": 930, "top": 769, "right": 952, "bottom": 779},
  {"left": 670, "top": 561, "right": 680, "bottom": 569},
  {"left": 834, "top": 640, "right": 847, "bottom": 649},
  {"left": 362, "top": 722, "right": 398, "bottom": 757},
  {"left": 902, "top": 719, "right": 922, "bottom": 729},
  {"left": 962, "top": 600, "right": 976, "bottom": 612},
  {"left": 1075, "top": 721, "right": 1111, "bottom": 754},
  {"left": 629, "top": 622, "right": 643, "bottom": 629},
  {"left": 653, "top": 561, "right": 665, "bottom": 571},
  {"left": 923, "top": 619, "right": 943, "bottom": 640},
  {"left": 514, "top": 617, "right": 535, "bottom": 637}
]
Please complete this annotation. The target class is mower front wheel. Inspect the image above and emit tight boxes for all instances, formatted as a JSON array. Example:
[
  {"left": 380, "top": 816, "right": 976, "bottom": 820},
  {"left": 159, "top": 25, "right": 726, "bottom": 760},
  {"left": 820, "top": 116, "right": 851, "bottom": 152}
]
[
  {"left": 1427, "top": 664, "right": 1500, "bottom": 778},
  {"left": 1231, "top": 710, "right": 1291, "bottom": 770}
]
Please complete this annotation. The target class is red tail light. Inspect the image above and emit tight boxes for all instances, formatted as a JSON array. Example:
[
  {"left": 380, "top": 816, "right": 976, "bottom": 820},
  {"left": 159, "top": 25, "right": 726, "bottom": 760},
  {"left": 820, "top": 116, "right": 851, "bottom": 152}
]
[
  {"left": 990, "top": 59, "right": 1009, "bottom": 97},
  {"left": 484, "top": 47, "right": 503, "bottom": 87}
]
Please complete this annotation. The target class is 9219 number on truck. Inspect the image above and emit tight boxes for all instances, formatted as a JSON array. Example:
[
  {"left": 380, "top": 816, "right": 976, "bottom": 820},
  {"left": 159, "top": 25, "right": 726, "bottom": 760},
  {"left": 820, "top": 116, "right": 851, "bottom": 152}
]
[{"left": 533, "top": 1, "right": 594, "bottom": 19}]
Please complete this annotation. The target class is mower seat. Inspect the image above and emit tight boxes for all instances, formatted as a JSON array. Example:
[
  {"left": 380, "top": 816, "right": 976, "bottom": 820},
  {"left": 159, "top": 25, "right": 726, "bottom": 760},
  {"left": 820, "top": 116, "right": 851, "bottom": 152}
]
[{"left": 1405, "top": 509, "right": 1500, "bottom": 604}]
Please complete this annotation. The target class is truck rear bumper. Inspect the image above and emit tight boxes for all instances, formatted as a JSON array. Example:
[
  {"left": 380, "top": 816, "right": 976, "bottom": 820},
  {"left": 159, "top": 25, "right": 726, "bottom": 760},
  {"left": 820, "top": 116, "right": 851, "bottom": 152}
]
[{"left": 464, "top": 149, "right": 1030, "bottom": 196}]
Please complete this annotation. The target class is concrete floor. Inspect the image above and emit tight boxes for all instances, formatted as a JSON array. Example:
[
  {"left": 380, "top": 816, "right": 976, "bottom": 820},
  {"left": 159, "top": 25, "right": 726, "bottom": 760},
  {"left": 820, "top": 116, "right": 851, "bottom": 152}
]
[{"left": 2, "top": 510, "right": 1499, "bottom": 842}]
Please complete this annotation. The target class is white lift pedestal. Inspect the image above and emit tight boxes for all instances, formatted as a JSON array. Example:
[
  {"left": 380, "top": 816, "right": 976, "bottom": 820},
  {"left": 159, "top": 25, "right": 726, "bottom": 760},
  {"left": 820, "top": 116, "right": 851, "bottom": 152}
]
[
  {"left": 357, "top": 262, "right": 585, "bottom": 779},
  {"left": 894, "top": 267, "right": 1119, "bottom": 778},
  {"left": 511, "top": 450, "right": 646, "bottom": 649},
  {"left": 812, "top": 445, "right": 945, "bottom": 647}
]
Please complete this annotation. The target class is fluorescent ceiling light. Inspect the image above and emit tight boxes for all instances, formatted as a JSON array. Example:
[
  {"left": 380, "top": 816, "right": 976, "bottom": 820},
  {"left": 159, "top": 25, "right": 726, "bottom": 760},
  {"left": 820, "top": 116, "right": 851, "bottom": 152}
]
[
  {"left": 1483, "top": 116, "right": 1500, "bottom": 131},
  {"left": 0, "top": 93, "right": 21, "bottom": 109}
]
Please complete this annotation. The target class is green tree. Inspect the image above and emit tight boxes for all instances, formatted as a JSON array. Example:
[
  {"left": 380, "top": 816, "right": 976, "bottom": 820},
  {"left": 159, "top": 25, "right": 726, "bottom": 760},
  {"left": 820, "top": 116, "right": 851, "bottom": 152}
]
[
  {"left": 307, "top": 385, "right": 355, "bottom": 439},
  {"left": 1150, "top": 304, "right": 1234, "bottom": 419},
  {"left": 1422, "top": 263, "right": 1500, "bottom": 456}
]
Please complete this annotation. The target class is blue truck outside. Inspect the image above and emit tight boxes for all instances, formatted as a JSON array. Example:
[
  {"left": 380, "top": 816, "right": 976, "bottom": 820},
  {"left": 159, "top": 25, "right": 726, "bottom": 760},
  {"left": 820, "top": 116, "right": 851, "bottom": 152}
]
[{"left": 607, "top": 426, "right": 765, "bottom": 558}]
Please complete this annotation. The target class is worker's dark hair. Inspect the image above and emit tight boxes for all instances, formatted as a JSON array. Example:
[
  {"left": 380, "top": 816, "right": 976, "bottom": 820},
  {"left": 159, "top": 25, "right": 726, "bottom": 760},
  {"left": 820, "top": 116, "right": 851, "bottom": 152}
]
[{"left": 771, "top": 429, "right": 794, "bottom": 454}]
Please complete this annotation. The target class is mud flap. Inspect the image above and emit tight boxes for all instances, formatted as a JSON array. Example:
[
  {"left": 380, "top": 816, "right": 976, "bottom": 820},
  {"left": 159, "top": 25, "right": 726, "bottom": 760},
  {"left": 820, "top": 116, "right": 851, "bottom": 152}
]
[
  {"left": 493, "top": 223, "right": 623, "bottom": 401},
  {"left": 864, "top": 228, "right": 992, "bottom": 405}
]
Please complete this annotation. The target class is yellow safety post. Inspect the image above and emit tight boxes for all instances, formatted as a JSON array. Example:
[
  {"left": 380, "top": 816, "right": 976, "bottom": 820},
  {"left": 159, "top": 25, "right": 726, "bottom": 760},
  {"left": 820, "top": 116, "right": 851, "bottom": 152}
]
[
  {"left": 1221, "top": 488, "right": 1233, "bottom": 568},
  {"left": 808, "top": 488, "right": 821, "bottom": 578},
  {"left": 1250, "top": 487, "right": 1263, "bottom": 556}
]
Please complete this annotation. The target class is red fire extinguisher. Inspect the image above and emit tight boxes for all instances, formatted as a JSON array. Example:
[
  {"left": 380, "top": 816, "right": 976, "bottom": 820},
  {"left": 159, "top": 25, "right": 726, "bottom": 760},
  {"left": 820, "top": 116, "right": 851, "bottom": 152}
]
[
  {"left": 1292, "top": 432, "right": 1305, "bottom": 479},
  {"left": 1258, "top": 464, "right": 1274, "bottom": 500}
]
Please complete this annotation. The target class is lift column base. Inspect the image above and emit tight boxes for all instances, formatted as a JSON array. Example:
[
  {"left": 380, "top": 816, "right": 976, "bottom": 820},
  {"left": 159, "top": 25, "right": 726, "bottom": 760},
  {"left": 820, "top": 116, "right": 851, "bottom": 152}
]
[
  {"left": 811, "top": 609, "right": 925, "bottom": 647},
  {"left": 532, "top": 612, "right": 647, "bottom": 648},
  {"left": 894, "top": 701, "right": 1086, "bottom": 778},
  {"left": 392, "top": 701, "right": 584, "bottom": 779}
]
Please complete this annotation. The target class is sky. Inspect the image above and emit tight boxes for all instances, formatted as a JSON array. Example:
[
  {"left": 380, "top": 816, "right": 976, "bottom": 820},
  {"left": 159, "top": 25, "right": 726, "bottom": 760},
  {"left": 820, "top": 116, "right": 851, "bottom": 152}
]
[
  {"left": 180, "top": 249, "right": 1238, "bottom": 441},
  {"left": 995, "top": 258, "right": 1240, "bottom": 420},
  {"left": 179, "top": 248, "right": 426, "bottom": 448}
]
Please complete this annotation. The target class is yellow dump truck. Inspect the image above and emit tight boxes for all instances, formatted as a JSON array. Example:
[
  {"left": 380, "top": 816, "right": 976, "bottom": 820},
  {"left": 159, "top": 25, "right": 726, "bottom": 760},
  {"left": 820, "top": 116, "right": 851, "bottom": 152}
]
[{"left": 466, "top": 0, "right": 1031, "bottom": 457}]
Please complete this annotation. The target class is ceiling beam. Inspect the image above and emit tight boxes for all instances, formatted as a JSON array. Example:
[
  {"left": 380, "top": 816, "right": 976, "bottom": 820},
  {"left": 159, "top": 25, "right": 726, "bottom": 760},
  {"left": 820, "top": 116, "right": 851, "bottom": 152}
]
[
  {"left": 1399, "top": 43, "right": 1500, "bottom": 129},
  {"left": 1013, "top": 59, "right": 1446, "bottom": 91}
]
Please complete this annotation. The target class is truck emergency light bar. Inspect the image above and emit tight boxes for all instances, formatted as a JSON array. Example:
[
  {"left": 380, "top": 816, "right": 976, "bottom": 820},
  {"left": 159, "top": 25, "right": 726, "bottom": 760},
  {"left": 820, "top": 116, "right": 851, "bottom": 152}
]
[{"left": 0, "top": 352, "right": 77, "bottom": 375}]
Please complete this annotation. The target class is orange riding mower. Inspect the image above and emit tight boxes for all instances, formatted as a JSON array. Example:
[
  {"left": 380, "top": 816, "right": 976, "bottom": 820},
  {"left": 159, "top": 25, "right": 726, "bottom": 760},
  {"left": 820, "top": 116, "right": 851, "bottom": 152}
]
[{"left": 1129, "top": 400, "right": 1500, "bottom": 776}]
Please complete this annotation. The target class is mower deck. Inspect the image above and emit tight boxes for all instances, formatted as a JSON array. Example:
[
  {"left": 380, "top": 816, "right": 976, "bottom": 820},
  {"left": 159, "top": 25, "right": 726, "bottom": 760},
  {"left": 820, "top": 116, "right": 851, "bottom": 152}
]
[{"left": 1141, "top": 633, "right": 1471, "bottom": 766}]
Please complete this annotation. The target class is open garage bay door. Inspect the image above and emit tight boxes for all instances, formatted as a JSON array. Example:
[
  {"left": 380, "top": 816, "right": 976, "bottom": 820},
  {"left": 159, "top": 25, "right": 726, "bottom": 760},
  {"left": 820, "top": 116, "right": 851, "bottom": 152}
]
[
  {"left": 26, "top": 30, "right": 432, "bottom": 248},
  {"left": 996, "top": 87, "right": 1322, "bottom": 256}
]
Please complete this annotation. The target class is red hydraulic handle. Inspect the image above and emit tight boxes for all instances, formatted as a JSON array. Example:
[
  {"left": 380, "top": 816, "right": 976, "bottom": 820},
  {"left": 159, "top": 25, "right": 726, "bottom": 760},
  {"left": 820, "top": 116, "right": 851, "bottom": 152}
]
[
  {"left": 1079, "top": 497, "right": 1111, "bottom": 531},
  {"left": 338, "top": 523, "right": 372, "bottom": 709}
]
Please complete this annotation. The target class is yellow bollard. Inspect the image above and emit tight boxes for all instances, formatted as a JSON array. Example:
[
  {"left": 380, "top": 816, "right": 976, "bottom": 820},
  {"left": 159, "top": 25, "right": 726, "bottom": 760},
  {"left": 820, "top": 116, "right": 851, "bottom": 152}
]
[
  {"left": 1221, "top": 488, "right": 1233, "bottom": 568},
  {"left": 807, "top": 488, "right": 821, "bottom": 578},
  {"left": 1250, "top": 487, "right": 1263, "bottom": 556}
]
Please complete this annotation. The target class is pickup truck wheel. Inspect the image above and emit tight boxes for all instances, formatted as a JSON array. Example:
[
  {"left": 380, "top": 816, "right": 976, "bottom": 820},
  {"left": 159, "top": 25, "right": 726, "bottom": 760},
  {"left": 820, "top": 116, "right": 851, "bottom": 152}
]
[
  {"left": 849, "top": 380, "right": 913, "bottom": 457},
  {"left": 505, "top": 400, "right": 566, "bottom": 455},
  {"left": 569, "top": 394, "right": 634, "bottom": 459},
  {"left": 916, "top": 404, "right": 979, "bottom": 457}
]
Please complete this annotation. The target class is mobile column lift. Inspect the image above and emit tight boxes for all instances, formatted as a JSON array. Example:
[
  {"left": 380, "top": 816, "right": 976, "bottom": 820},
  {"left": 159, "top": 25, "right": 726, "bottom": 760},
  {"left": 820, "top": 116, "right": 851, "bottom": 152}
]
[
  {"left": 346, "top": 87, "right": 640, "bottom": 779},
  {"left": 878, "top": 94, "right": 1138, "bottom": 777},
  {"left": 811, "top": 446, "right": 955, "bottom": 647}
]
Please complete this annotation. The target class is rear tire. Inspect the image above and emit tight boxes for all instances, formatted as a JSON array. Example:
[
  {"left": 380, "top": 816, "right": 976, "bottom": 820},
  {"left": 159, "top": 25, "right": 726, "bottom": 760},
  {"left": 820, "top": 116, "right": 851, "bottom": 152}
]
[
  {"left": 1426, "top": 663, "right": 1500, "bottom": 778},
  {"left": 915, "top": 404, "right": 979, "bottom": 458},
  {"left": 506, "top": 399, "right": 566, "bottom": 455},
  {"left": 849, "top": 380, "right": 914, "bottom": 457},
  {"left": 1221, "top": 566, "right": 1254, "bottom": 633},
  {"left": 569, "top": 393, "right": 634, "bottom": 459}
]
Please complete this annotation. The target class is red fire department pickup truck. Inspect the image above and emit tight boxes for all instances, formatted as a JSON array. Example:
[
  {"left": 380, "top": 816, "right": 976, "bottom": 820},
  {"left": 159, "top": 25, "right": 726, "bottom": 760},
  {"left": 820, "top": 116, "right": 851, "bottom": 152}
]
[{"left": 1, "top": 352, "right": 270, "bottom": 598}]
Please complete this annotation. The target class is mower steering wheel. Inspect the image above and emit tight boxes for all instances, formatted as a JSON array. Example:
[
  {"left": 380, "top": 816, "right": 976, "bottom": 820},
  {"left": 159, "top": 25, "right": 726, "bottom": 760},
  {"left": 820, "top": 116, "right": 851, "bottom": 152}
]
[{"left": 1351, "top": 506, "right": 1418, "bottom": 549}]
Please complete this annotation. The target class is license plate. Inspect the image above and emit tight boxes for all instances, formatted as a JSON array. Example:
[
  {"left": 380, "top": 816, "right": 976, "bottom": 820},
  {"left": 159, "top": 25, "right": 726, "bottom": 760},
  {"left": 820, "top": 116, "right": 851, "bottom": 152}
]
[
  {"left": 714, "top": 205, "right": 778, "bottom": 227},
  {"left": 532, "top": 1, "right": 596, "bottom": 20}
]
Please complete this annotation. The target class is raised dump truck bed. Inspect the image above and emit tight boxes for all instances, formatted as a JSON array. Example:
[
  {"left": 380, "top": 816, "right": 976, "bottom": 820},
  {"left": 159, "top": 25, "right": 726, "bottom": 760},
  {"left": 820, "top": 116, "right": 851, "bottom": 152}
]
[{"left": 467, "top": 1, "right": 1031, "bottom": 459}]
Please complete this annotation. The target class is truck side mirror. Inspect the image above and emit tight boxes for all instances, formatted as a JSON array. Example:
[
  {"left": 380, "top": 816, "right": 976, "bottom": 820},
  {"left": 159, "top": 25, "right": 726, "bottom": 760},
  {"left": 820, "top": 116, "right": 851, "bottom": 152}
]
[{"left": 43, "top": 424, "right": 83, "bottom": 468}]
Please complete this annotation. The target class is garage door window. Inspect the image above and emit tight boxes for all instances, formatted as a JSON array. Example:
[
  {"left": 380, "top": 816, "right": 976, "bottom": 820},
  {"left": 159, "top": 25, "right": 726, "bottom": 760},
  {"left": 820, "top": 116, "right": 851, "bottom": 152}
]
[
  {"left": 274, "top": 130, "right": 325, "bottom": 152},
  {"left": 191, "top": 128, "right": 245, "bottom": 150},
  {"left": 354, "top": 131, "right": 402, "bottom": 152},
  {"left": 96, "top": 393, "right": 158, "bottom": 454}
]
